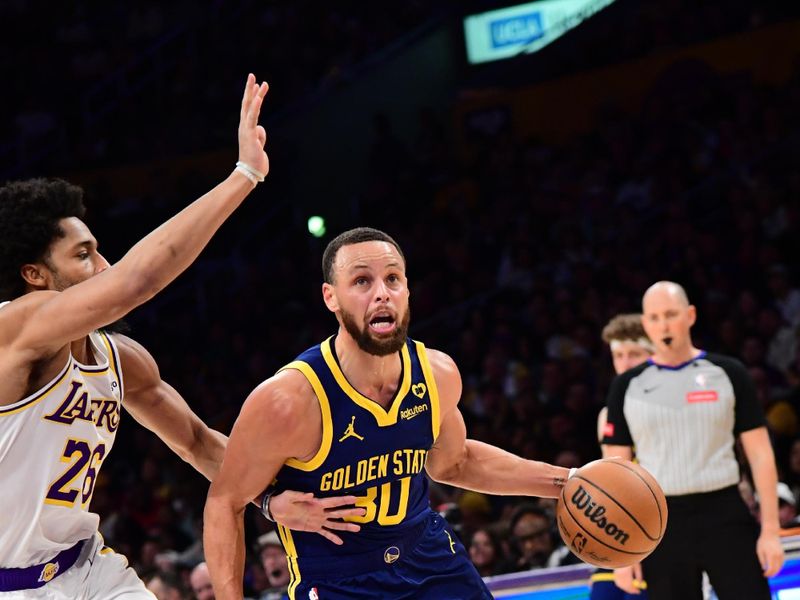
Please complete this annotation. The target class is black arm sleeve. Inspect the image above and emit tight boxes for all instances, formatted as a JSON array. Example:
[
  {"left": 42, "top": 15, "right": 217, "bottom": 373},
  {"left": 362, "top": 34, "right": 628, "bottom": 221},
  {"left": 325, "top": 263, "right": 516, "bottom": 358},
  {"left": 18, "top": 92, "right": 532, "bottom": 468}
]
[
  {"left": 709, "top": 353, "right": 767, "bottom": 434},
  {"left": 602, "top": 370, "right": 636, "bottom": 446}
]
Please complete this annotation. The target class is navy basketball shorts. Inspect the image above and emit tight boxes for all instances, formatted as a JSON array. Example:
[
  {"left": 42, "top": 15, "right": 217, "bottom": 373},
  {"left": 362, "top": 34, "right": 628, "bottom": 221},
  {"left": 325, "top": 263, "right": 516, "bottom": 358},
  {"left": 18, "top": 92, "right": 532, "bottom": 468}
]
[
  {"left": 291, "top": 513, "right": 492, "bottom": 600},
  {"left": 590, "top": 568, "right": 647, "bottom": 600}
]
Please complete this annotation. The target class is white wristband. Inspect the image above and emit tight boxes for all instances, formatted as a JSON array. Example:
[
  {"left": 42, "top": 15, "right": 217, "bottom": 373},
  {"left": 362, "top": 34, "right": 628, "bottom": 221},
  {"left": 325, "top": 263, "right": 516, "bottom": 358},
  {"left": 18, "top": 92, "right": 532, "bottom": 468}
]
[
  {"left": 235, "top": 165, "right": 258, "bottom": 185},
  {"left": 235, "top": 160, "right": 266, "bottom": 183}
]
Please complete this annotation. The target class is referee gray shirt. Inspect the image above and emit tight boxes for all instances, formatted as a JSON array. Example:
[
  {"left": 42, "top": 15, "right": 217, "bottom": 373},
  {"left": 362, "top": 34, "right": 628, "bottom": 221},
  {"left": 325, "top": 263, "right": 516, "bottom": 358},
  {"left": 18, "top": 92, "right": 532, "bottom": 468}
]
[{"left": 602, "top": 352, "right": 766, "bottom": 496}]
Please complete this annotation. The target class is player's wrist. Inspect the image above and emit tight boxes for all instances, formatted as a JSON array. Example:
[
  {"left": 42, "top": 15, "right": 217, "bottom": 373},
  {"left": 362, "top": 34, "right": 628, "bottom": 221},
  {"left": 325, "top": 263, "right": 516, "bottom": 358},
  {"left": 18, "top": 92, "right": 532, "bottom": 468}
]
[
  {"left": 235, "top": 160, "right": 266, "bottom": 185},
  {"left": 260, "top": 490, "right": 277, "bottom": 522},
  {"left": 760, "top": 522, "right": 781, "bottom": 535},
  {"left": 554, "top": 466, "right": 577, "bottom": 488}
]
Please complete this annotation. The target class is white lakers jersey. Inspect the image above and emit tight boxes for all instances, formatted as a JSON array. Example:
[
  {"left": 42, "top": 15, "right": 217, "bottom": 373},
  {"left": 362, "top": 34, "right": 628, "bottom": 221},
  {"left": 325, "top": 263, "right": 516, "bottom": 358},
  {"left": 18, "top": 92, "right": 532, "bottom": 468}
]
[{"left": 0, "top": 329, "right": 123, "bottom": 568}]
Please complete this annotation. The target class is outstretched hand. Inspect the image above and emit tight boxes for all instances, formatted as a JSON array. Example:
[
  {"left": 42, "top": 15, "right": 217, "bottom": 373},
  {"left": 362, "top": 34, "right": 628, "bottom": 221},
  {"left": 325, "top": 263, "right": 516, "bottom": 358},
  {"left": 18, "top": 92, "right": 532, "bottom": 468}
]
[
  {"left": 268, "top": 491, "right": 366, "bottom": 545},
  {"left": 238, "top": 73, "right": 269, "bottom": 178}
]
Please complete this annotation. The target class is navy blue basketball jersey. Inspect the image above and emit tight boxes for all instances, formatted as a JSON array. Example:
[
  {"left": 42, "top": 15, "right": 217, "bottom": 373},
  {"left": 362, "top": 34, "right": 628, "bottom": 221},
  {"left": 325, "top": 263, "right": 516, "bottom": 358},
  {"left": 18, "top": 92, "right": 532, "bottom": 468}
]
[{"left": 272, "top": 336, "right": 441, "bottom": 583}]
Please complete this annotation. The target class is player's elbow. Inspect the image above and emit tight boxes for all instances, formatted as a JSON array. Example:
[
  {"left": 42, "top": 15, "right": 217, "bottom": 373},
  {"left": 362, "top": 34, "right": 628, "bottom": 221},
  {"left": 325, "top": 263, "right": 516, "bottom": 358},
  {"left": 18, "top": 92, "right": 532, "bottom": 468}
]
[
  {"left": 125, "top": 272, "right": 163, "bottom": 306},
  {"left": 426, "top": 453, "right": 465, "bottom": 485},
  {"left": 180, "top": 423, "right": 222, "bottom": 475}
]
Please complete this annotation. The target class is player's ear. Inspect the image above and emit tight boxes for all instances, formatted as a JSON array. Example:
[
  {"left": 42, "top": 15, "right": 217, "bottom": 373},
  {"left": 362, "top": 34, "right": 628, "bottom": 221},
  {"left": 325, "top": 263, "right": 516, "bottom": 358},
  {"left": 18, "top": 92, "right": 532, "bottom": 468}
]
[
  {"left": 20, "top": 263, "right": 48, "bottom": 289},
  {"left": 322, "top": 282, "right": 338, "bottom": 312},
  {"left": 687, "top": 305, "right": 697, "bottom": 326}
]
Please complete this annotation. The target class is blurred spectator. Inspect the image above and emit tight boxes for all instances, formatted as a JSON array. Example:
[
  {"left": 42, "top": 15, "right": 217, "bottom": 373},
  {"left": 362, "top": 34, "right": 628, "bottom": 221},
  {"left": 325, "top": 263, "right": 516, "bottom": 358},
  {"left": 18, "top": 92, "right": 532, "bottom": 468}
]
[
  {"left": 776, "top": 482, "right": 800, "bottom": 529},
  {"left": 508, "top": 504, "right": 556, "bottom": 571},
  {"left": 190, "top": 562, "right": 215, "bottom": 600},
  {"left": 256, "top": 531, "right": 290, "bottom": 600},
  {"left": 469, "top": 527, "right": 510, "bottom": 577},
  {"left": 146, "top": 570, "right": 187, "bottom": 600}
]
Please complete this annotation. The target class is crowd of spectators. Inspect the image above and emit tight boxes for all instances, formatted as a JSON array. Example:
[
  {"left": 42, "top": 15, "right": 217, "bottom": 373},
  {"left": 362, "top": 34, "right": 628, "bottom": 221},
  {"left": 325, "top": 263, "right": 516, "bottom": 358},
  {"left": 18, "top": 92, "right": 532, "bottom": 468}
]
[
  {"left": 3, "top": 3, "right": 800, "bottom": 599},
  {"left": 3, "top": 0, "right": 800, "bottom": 180},
  {"left": 0, "top": 0, "right": 442, "bottom": 176}
]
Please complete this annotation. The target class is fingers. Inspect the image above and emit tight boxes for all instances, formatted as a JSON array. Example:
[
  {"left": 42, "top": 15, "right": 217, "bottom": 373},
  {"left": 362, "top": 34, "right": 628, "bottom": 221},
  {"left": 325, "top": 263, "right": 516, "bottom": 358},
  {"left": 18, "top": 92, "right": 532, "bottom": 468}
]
[
  {"left": 322, "top": 507, "right": 366, "bottom": 520},
  {"left": 632, "top": 562, "right": 643, "bottom": 581},
  {"left": 240, "top": 74, "right": 268, "bottom": 129},
  {"left": 316, "top": 528, "right": 344, "bottom": 546},
  {"left": 317, "top": 495, "right": 358, "bottom": 509},
  {"left": 241, "top": 73, "right": 256, "bottom": 120},
  {"left": 764, "top": 550, "right": 784, "bottom": 577},
  {"left": 246, "top": 82, "right": 269, "bottom": 130},
  {"left": 256, "top": 125, "right": 267, "bottom": 148},
  {"left": 321, "top": 521, "right": 361, "bottom": 533}
]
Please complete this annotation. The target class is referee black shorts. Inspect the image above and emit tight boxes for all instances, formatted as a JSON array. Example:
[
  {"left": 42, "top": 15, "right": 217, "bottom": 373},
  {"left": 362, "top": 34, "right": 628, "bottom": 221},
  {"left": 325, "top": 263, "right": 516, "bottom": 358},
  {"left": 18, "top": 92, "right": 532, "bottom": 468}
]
[{"left": 643, "top": 485, "right": 770, "bottom": 600}]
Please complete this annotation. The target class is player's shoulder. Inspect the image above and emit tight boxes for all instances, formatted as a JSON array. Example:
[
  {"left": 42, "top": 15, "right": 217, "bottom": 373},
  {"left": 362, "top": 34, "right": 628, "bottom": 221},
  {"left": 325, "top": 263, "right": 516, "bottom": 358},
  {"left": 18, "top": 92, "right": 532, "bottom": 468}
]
[
  {"left": 421, "top": 345, "right": 455, "bottom": 366},
  {"left": 702, "top": 352, "right": 746, "bottom": 373},
  {"left": 107, "top": 332, "right": 146, "bottom": 358},
  {"left": 418, "top": 345, "right": 459, "bottom": 380},
  {"left": 107, "top": 333, "right": 160, "bottom": 390},
  {"left": 0, "top": 291, "right": 59, "bottom": 349},
  {"left": 244, "top": 368, "right": 319, "bottom": 427},
  {"left": 609, "top": 362, "right": 650, "bottom": 394}
]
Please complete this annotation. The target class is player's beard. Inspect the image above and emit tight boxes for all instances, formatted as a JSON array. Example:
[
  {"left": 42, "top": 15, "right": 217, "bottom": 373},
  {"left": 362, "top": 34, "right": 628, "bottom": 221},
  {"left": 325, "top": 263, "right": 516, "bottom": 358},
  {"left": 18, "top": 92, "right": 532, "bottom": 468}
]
[
  {"left": 340, "top": 306, "right": 410, "bottom": 356},
  {"left": 51, "top": 268, "right": 131, "bottom": 335}
]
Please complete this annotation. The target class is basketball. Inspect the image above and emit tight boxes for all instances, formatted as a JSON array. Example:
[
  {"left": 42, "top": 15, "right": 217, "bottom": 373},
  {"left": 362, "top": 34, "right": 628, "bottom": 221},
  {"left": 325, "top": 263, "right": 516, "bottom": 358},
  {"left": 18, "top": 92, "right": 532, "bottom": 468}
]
[{"left": 556, "top": 458, "right": 668, "bottom": 569}]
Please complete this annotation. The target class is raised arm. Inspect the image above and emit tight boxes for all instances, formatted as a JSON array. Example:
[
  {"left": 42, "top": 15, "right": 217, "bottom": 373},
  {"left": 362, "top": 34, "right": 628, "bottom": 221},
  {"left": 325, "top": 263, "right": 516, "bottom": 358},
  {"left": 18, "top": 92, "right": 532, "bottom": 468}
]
[
  {"left": 2, "top": 74, "right": 269, "bottom": 358},
  {"left": 424, "top": 349, "right": 571, "bottom": 498}
]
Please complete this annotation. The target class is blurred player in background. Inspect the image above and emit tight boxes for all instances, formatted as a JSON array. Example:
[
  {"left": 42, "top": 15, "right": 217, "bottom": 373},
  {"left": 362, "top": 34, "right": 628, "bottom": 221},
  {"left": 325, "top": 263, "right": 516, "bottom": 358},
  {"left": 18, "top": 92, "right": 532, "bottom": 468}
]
[{"left": 592, "top": 314, "right": 654, "bottom": 599}]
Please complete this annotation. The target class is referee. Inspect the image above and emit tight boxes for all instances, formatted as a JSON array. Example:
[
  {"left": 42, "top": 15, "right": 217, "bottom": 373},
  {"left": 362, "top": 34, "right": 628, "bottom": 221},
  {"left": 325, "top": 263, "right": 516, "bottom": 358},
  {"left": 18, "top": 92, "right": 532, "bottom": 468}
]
[{"left": 602, "top": 281, "right": 784, "bottom": 600}]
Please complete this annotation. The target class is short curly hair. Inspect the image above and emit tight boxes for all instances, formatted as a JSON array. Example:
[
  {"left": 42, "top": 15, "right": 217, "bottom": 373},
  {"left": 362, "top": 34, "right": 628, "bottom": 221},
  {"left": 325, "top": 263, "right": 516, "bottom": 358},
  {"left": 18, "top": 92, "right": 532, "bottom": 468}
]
[
  {"left": 601, "top": 313, "right": 648, "bottom": 344},
  {"left": 0, "top": 178, "right": 87, "bottom": 301}
]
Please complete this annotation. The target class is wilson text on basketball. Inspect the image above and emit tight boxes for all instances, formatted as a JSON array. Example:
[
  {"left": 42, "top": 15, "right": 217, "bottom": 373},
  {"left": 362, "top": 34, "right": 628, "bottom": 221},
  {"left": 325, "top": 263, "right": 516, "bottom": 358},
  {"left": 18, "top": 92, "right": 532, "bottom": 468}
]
[{"left": 570, "top": 485, "right": 630, "bottom": 544}]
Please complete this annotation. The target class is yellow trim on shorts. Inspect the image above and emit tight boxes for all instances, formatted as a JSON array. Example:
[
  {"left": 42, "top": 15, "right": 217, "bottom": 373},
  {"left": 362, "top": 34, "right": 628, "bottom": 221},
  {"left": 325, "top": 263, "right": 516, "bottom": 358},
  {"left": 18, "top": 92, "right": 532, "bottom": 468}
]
[
  {"left": 321, "top": 336, "right": 411, "bottom": 426},
  {"left": 279, "top": 361, "right": 333, "bottom": 471},
  {"left": 590, "top": 572, "right": 616, "bottom": 583},
  {"left": 414, "top": 341, "right": 441, "bottom": 442},
  {"left": 277, "top": 525, "right": 301, "bottom": 600}
]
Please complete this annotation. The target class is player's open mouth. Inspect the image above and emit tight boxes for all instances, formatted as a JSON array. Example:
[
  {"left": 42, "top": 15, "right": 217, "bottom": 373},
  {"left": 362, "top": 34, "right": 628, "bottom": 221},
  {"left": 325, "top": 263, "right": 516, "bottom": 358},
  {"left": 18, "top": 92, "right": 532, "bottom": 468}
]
[
  {"left": 662, "top": 337, "right": 673, "bottom": 346},
  {"left": 368, "top": 313, "right": 396, "bottom": 333}
]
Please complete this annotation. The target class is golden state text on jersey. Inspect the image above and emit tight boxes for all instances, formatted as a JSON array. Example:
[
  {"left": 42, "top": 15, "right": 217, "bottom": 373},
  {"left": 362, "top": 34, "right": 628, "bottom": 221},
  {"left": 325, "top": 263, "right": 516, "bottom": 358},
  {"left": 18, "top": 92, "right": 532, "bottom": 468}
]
[
  {"left": 0, "top": 331, "right": 123, "bottom": 568},
  {"left": 272, "top": 336, "right": 441, "bottom": 561}
]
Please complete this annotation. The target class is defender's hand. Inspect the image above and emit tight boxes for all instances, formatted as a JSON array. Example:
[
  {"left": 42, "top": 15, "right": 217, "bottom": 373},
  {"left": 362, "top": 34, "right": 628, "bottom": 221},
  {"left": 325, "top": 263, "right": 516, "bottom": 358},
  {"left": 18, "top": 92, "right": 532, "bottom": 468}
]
[
  {"left": 238, "top": 73, "right": 269, "bottom": 178},
  {"left": 613, "top": 563, "right": 645, "bottom": 594},
  {"left": 268, "top": 491, "right": 366, "bottom": 545}
]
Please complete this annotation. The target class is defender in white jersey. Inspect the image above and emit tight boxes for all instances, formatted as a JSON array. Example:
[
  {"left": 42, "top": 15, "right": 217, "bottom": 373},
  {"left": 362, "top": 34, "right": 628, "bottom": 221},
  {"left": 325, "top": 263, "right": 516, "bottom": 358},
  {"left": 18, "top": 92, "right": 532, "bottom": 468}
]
[{"left": 0, "top": 75, "right": 360, "bottom": 599}]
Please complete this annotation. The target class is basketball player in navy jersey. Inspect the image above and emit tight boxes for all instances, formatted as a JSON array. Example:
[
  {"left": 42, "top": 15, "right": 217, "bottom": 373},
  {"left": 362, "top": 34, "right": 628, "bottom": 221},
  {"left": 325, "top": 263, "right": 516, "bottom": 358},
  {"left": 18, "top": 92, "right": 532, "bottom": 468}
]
[
  {"left": 0, "top": 75, "right": 358, "bottom": 599},
  {"left": 205, "top": 227, "right": 580, "bottom": 600}
]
